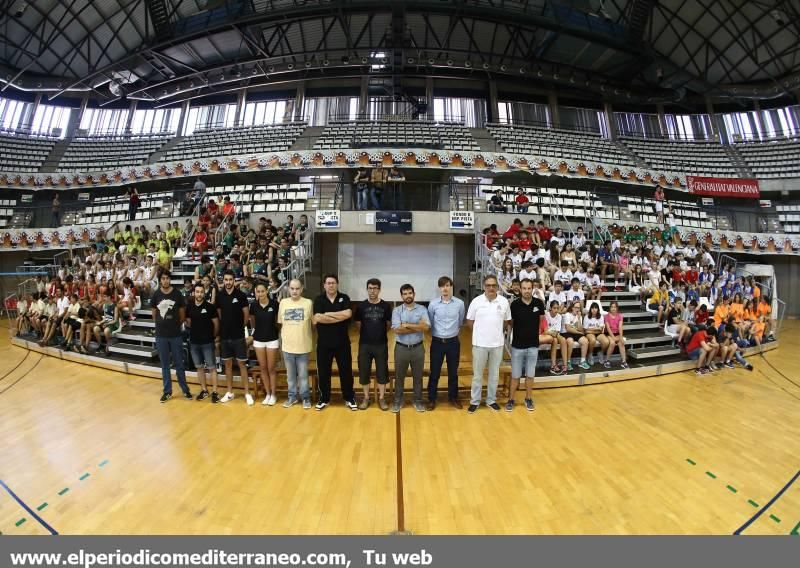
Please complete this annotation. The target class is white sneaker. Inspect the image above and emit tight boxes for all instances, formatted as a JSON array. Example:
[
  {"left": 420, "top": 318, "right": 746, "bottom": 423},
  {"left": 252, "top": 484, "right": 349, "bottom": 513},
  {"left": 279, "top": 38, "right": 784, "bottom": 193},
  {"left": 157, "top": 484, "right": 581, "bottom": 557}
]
[
  {"left": 245, "top": 393, "right": 254, "bottom": 406},
  {"left": 267, "top": 394, "right": 277, "bottom": 406},
  {"left": 262, "top": 395, "right": 270, "bottom": 406},
  {"left": 220, "top": 391, "right": 234, "bottom": 403}
]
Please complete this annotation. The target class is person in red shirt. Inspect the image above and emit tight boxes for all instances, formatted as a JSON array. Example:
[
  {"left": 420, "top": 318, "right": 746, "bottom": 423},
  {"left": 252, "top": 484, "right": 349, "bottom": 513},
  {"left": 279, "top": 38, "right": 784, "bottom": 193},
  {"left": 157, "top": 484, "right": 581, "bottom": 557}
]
[
  {"left": 222, "top": 196, "right": 236, "bottom": 220},
  {"left": 503, "top": 218, "right": 523, "bottom": 240},
  {"left": 192, "top": 226, "right": 209, "bottom": 260},
  {"left": 514, "top": 230, "right": 532, "bottom": 252},
  {"left": 515, "top": 188, "right": 530, "bottom": 213},
  {"left": 198, "top": 206, "right": 211, "bottom": 229},
  {"left": 685, "top": 265, "right": 699, "bottom": 285},
  {"left": 207, "top": 198, "right": 220, "bottom": 225},
  {"left": 686, "top": 326, "right": 718, "bottom": 375},
  {"left": 671, "top": 266, "right": 684, "bottom": 285},
  {"left": 537, "top": 220, "right": 552, "bottom": 244}
]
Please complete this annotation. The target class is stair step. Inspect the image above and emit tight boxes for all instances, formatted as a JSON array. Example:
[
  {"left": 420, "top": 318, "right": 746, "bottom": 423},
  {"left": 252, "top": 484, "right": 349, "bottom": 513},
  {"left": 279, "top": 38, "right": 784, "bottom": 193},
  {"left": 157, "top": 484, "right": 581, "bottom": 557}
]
[
  {"left": 623, "top": 321, "right": 659, "bottom": 332},
  {"left": 134, "top": 309, "right": 154, "bottom": 318},
  {"left": 115, "top": 331, "right": 155, "bottom": 344},
  {"left": 623, "top": 311, "right": 654, "bottom": 320},
  {"left": 130, "top": 320, "right": 155, "bottom": 329},
  {"left": 628, "top": 346, "right": 682, "bottom": 360},
  {"left": 624, "top": 334, "right": 674, "bottom": 346},
  {"left": 600, "top": 299, "right": 642, "bottom": 308},
  {"left": 108, "top": 343, "right": 157, "bottom": 358}
]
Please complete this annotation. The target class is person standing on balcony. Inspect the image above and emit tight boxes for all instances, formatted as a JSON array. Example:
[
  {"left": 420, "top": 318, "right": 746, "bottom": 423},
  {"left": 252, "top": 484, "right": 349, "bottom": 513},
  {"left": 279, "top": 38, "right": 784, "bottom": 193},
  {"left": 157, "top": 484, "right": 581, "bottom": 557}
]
[
  {"left": 127, "top": 187, "right": 140, "bottom": 221},
  {"left": 387, "top": 166, "right": 406, "bottom": 209},
  {"left": 354, "top": 167, "right": 370, "bottom": 211},
  {"left": 51, "top": 194, "right": 60, "bottom": 227},
  {"left": 370, "top": 166, "right": 387, "bottom": 210},
  {"left": 655, "top": 185, "right": 665, "bottom": 225}
]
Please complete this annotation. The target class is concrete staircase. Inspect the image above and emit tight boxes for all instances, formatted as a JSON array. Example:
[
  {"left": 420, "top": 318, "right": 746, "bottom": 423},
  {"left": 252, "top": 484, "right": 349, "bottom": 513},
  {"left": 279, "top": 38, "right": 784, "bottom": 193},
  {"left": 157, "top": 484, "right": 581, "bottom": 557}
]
[
  {"left": 471, "top": 127, "right": 501, "bottom": 153},
  {"left": 289, "top": 126, "right": 324, "bottom": 151},
  {"left": 147, "top": 135, "right": 183, "bottom": 164},
  {"left": 723, "top": 144, "right": 752, "bottom": 178},
  {"left": 39, "top": 139, "right": 70, "bottom": 172},
  {"left": 614, "top": 140, "right": 649, "bottom": 168}
]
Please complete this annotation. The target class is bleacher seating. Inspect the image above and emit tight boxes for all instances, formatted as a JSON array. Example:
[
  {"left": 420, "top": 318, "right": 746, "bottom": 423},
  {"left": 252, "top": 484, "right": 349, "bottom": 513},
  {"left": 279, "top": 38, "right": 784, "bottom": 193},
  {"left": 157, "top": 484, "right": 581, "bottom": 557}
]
[
  {"left": 206, "top": 183, "right": 310, "bottom": 213},
  {"left": 313, "top": 120, "right": 480, "bottom": 152},
  {"left": 477, "top": 186, "right": 607, "bottom": 221},
  {"left": 735, "top": 136, "right": 800, "bottom": 179},
  {"left": 57, "top": 134, "right": 171, "bottom": 172},
  {"left": 616, "top": 195, "right": 716, "bottom": 229},
  {"left": 77, "top": 191, "right": 174, "bottom": 224},
  {"left": 621, "top": 137, "right": 738, "bottom": 176},
  {"left": 777, "top": 204, "right": 800, "bottom": 234},
  {"left": 164, "top": 122, "right": 306, "bottom": 162},
  {"left": 0, "top": 133, "right": 56, "bottom": 171},
  {"left": 486, "top": 123, "right": 638, "bottom": 166},
  {"left": 0, "top": 199, "right": 16, "bottom": 228}
]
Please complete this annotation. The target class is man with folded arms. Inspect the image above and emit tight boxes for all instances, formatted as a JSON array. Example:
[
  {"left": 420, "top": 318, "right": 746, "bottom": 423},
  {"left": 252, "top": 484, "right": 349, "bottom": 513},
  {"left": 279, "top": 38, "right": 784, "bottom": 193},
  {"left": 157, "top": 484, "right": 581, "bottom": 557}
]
[{"left": 391, "top": 284, "right": 430, "bottom": 413}]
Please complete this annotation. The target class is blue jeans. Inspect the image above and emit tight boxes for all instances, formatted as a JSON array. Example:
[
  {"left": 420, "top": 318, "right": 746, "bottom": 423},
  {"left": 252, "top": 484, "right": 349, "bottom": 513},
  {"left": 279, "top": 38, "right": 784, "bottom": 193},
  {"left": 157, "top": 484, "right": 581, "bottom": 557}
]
[
  {"left": 283, "top": 351, "right": 310, "bottom": 402},
  {"left": 155, "top": 335, "right": 188, "bottom": 395},
  {"left": 470, "top": 345, "right": 504, "bottom": 405},
  {"left": 370, "top": 187, "right": 382, "bottom": 209},
  {"left": 356, "top": 183, "right": 369, "bottom": 210},
  {"left": 428, "top": 338, "right": 460, "bottom": 402},
  {"left": 511, "top": 346, "right": 539, "bottom": 379}
]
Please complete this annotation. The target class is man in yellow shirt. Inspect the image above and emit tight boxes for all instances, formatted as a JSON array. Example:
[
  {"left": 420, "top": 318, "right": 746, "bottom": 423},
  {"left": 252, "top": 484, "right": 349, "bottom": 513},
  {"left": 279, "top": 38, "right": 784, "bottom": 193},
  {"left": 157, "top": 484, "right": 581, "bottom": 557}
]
[{"left": 277, "top": 279, "right": 314, "bottom": 409}]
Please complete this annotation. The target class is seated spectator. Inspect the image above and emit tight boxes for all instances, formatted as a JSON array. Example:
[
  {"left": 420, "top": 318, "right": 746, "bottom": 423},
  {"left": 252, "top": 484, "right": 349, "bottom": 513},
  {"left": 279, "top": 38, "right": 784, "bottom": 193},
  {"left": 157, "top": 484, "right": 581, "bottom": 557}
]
[
  {"left": 488, "top": 190, "right": 507, "bottom": 213},
  {"left": 687, "top": 326, "right": 719, "bottom": 375},
  {"left": 515, "top": 188, "right": 530, "bottom": 213}
]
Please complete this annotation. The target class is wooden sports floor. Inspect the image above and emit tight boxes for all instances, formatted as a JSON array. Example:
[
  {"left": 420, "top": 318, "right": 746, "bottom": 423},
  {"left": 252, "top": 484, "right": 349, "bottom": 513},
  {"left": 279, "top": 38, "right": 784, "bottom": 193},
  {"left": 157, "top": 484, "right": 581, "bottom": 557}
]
[{"left": 0, "top": 319, "right": 798, "bottom": 535}]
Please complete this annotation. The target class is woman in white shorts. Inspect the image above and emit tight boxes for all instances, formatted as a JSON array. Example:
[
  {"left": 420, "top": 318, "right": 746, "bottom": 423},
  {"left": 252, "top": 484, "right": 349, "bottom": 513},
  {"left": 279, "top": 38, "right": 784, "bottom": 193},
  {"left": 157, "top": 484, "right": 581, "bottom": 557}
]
[{"left": 250, "top": 282, "right": 280, "bottom": 406}]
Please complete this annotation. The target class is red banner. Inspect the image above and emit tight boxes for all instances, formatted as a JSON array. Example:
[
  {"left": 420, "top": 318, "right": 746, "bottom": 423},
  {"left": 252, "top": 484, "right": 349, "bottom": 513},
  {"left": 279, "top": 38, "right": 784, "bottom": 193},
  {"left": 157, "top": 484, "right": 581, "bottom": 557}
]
[{"left": 686, "top": 176, "right": 760, "bottom": 198}]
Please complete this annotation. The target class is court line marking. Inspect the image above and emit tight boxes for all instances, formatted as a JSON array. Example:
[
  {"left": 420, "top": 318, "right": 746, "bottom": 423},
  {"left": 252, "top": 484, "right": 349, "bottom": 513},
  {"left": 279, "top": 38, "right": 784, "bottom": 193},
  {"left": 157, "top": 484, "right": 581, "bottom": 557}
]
[
  {"left": 394, "top": 412, "right": 406, "bottom": 534},
  {"left": 0, "top": 351, "right": 30, "bottom": 382},
  {"left": 790, "top": 520, "right": 799, "bottom": 535},
  {"left": 733, "top": 469, "right": 800, "bottom": 535},
  {"left": 0, "top": 479, "right": 58, "bottom": 535},
  {"left": 0, "top": 354, "right": 44, "bottom": 395}
]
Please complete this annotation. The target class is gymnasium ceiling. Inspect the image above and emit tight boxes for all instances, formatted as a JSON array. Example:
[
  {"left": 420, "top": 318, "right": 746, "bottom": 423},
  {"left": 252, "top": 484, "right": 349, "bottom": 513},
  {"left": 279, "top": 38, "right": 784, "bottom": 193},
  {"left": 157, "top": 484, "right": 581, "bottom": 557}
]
[{"left": 0, "top": 0, "right": 799, "bottom": 106}]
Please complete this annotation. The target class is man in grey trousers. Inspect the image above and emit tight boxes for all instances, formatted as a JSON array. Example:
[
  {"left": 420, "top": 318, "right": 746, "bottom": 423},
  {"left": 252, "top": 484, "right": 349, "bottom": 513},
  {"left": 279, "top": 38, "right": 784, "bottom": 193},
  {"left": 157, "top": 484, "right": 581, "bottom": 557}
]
[{"left": 391, "top": 283, "right": 430, "bottom": 413}]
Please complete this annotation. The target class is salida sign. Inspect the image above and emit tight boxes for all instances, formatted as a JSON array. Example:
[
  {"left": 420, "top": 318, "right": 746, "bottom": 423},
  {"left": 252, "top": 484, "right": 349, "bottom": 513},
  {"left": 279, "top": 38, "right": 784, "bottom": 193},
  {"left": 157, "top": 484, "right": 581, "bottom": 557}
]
[{"left": 686, "top": 176, "right": 760, "bottom": 198}]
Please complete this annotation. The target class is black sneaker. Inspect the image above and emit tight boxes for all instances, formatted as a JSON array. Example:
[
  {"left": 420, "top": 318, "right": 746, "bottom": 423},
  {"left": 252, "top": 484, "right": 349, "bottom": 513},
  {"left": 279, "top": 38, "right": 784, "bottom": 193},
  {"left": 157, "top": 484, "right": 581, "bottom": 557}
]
[
  {"left": 211, "top": 392, "right": 220, "bottom": 403},
  {"left": 487, "top": 402, "right": 501, "bottom": 412},
  {"left": 746, "top": 364, "right": 754, "bottom": 371},
  {"left": 160, "top": 393, "right": 172, "bottom": 403},
  {"left": 467, "top": 404, "right": 478, "bottom": 414},
  {"left": 196, "top": 390, "right": 209, "bottom": 401},
  {"left": 183, "top": 390, "right": 193, "bottom": 400}
]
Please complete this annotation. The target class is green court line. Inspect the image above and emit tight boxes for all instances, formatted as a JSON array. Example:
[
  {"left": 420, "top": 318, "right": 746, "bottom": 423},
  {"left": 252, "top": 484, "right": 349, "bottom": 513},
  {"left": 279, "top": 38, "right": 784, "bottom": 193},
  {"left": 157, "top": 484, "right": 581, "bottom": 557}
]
[
  {"left": 98, "top": 460, "right": 109, "bottom": 467},
  {"left": 726, "top": 485, "right": 738, "bottom": 493},
  {"left": 57, "top": 488, "right": 69, "bottom": 496},
  {"left": 15, "top": 519, "right": 25, "bottom": 527},
  {"left": 686, "top": 458, "right": 696, "bottom": 465},
  {"left": 791, "top": 521, "right": 799, "bottom": 535},
  {"left": 706, "top": 471, "right": 717, "bottom": 479},
  {"left": 36, "top": 503, "right": 47, "bottom": 511},
  {"left": 748, "top": 499, "right": 760, "bottom": 508},
  {"left": 79, "top": 473, "right": 90, "bottom": 481},
  {"left": 770, "top": 514, "right": 781, "bottom": 524}
]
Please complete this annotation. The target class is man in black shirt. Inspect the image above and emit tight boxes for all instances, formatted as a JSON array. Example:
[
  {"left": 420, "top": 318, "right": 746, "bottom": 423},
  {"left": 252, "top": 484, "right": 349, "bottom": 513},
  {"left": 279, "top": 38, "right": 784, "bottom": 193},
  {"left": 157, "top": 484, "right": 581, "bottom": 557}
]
[
  {"left": 150, "top": 270, "right": 190, "bottom": 403},
  {"left": 312, "top": 273, "right": 356, "bottom": 410},
  {"left": 216, "top": 270, "right": 251, "bottom": 405},
  {"left": 185, "top": 283, "right": 220, "bottom": 403},
  {"left": 506, "top": 278, "right": 546, "bottom": 412},
  {"left": 353, "top": 278, "right": 392, "bottom": 410}
]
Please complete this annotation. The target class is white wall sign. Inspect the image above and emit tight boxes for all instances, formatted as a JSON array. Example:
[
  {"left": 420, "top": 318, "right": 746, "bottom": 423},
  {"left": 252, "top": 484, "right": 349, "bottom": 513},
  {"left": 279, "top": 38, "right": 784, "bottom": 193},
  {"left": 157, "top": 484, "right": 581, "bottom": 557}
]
[
  {"left": 315, "top": 209, "right": 340, "bottom": 228},
  {"left": 449, "top": 210, "right": 475, "bottom": 229}
]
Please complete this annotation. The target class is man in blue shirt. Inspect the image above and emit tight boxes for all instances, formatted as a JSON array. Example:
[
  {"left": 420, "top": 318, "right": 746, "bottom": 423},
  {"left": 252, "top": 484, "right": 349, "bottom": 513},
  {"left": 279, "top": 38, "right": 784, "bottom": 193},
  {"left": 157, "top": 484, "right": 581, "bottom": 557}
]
[
  {"left": 426, "top": 276, "right": 465, "bottom": 410},
  {"left": 391, "top": 284, "right": 430, "bottom": 413}
]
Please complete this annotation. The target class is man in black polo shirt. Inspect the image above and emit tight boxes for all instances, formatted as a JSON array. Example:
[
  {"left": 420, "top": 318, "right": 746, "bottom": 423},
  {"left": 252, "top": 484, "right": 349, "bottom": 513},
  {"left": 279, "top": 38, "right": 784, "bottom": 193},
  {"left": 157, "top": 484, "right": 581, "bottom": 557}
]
[
  {"left": 185, "top": 283, "right": 220, "bottom": 403},
  {"left": 150, "top": 270, "right": 190, "bottom": 403},
  {"left": 353, "top": 278, "right": 392, "bottom": 411},
  {"left": 313, "top": 273, "right": 356, "bottom": 411},
  {"left": 216, "top": 270, "right": 251, "bottom": 405},
  {"left": 506, "top": 278, "right": 546, "bottom": 412}
]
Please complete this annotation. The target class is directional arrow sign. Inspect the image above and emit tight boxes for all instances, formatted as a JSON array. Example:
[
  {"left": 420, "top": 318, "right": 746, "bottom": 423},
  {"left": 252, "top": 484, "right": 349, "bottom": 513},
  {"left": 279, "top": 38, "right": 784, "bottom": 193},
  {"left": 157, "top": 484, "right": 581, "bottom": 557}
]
[{"left": 449, "top": 210, "right": 475, "bottom": 230}]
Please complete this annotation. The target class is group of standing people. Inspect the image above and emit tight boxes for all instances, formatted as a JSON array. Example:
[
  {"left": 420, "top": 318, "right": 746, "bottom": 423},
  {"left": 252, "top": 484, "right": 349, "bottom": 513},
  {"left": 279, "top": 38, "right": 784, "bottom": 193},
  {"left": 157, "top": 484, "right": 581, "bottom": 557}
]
[{"left": 353, "top": 166, "right": 406, "bottom": 210}]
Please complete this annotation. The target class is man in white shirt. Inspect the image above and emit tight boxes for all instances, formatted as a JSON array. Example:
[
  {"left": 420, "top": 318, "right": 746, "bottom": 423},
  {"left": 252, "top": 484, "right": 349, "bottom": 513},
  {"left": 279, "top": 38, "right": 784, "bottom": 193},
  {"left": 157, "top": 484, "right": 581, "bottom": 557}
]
[
  {"left": 571, "top": 226, "right": 587, "bottom": 250},
  {"left": 466, "top": 275, "right": 511, "bottom": 414},
  {"left": 553, "top": 263, "right": 573, "bottom": 287},
  {"left": 547, "top": 280, "right": 568, "bottom": 312}
]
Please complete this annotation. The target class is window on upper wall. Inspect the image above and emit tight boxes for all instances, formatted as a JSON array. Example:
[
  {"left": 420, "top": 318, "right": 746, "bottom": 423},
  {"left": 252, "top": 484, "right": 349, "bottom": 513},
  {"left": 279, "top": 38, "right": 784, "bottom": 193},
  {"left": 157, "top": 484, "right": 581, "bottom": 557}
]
[
  {"left": 432, "top": 97, "right": 487, "bottom": 127},
  {"left": 0, "top": 97, "right": 33, "bottom": 132},
  {"left": 130, "top": 108, "right": 181, "bottom": 135},
  {"left": 30, "top": 104, "right": 71, "bottom": 137},
  {"left": 304, "top": 97, "right": 358, "bottom": 126},
  {"left": 182, "top": 103, "right": 237, "bottom": 135},
  {"left": 497, "top": 101, "right": 550, "bottom": 127},
  {"left": 241, "top": 100, "right": 290, "bottom": 126},
  {"left": 79, "top": 108, "right": 131, "bottom": 136}
]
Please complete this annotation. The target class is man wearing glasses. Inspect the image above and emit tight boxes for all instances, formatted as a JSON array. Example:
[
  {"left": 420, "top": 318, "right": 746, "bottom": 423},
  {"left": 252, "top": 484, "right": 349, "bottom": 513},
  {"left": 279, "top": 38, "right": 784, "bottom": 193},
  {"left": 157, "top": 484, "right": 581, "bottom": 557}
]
[{"left": 465, "top": 275, "right": 512, "bottom": 413}]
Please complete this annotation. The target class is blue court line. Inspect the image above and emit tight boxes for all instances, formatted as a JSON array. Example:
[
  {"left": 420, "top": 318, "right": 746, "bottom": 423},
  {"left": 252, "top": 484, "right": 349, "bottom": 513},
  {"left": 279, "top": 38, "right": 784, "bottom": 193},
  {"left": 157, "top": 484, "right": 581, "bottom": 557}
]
[
  {"left": 0, "top": 479, "right": 58, "bottom": 535},
  {"left": 733, "top": 470, "right": 800, "bottom": 535}
]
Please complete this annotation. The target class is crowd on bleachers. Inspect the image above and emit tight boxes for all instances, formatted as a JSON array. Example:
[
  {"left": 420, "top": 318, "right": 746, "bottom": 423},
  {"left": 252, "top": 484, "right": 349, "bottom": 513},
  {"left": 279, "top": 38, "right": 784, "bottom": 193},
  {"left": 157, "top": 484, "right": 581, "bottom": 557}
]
[
  {"left": 12, "top": 209, "right": 308, "bottom": 359},
  {"left": 482, "top": 216, "right": 774, "bottom": 376}
]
